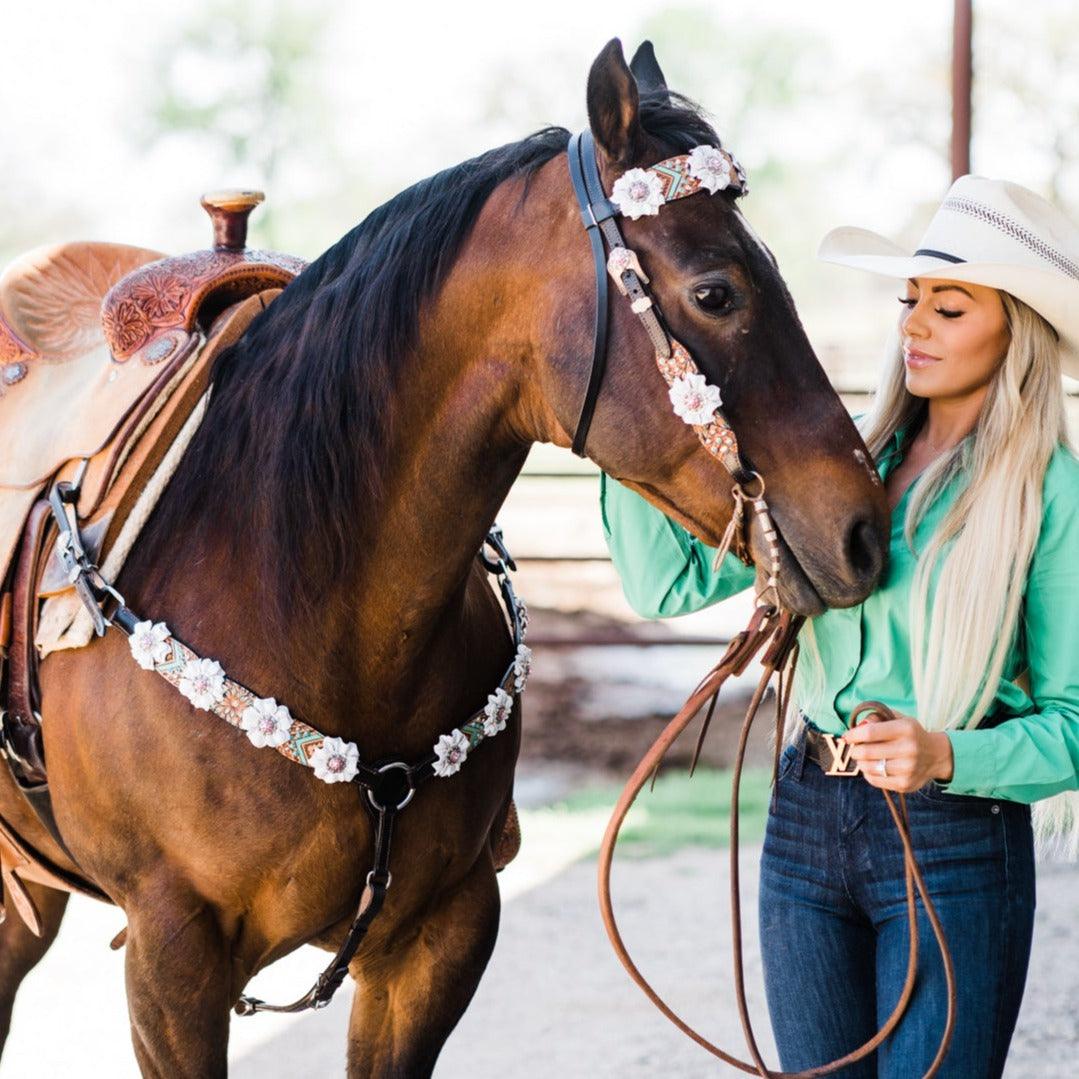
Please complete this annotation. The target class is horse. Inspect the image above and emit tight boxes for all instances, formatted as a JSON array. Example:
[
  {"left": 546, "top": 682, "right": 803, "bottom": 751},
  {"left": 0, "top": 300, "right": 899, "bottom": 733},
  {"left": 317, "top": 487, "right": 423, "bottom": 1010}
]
[{"left": 0, "top": 38, "right": 889, "bottom": 1076}]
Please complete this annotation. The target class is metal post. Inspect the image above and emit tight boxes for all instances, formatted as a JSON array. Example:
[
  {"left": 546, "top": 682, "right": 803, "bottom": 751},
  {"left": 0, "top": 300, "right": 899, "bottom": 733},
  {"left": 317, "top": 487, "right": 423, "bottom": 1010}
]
[{"left": 951, "top": 0, "right": 973, "bottom": 179}]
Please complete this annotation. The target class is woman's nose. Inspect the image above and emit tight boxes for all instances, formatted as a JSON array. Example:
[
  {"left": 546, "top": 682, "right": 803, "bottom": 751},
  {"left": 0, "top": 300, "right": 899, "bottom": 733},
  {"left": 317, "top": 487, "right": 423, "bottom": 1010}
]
[{"left": 901, "top": 306, "right": 928, "bottom": 339}]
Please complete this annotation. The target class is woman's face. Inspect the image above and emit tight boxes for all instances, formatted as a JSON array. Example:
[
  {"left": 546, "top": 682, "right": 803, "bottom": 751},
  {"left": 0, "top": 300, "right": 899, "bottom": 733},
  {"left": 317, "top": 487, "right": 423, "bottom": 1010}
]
[{"left": 897, "top": 276, "right": 1011, "bottom": 399}]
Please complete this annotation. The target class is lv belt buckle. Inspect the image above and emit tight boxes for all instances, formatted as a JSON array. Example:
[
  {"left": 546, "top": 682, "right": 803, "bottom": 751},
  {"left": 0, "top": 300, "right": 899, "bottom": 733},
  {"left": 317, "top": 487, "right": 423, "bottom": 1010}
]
[{"left": 820, "top": 731, "right": 860, "bottom": 777}]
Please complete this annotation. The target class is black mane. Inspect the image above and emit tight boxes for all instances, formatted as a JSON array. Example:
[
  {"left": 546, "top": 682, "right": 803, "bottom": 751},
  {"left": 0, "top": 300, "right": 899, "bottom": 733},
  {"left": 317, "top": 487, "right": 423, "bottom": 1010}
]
[{"left": 140, "top": 92, "right": 723, "bottom": 621}]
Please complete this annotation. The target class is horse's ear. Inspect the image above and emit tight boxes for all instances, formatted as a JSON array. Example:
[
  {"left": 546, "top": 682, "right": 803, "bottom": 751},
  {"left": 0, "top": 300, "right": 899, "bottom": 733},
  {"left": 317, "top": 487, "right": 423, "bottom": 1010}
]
[
  {"left": 586, "top": 38, "right": 646, "bottom": 168},
  {"left": 629, "top": 41, "right": 669, "bottom": 99}
]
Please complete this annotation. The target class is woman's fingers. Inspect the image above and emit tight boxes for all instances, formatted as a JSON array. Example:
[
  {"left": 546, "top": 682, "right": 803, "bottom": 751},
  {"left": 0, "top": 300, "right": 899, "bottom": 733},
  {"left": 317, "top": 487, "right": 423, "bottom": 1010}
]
[
  {"left": 836, "top": 710, "right": 929, "bottom": 791},
  {"left": 842, "top": 717, "right": 905, "bottom": 743},
  {"left": 846, "top": 738, "right": 917, "bottom": 761}
]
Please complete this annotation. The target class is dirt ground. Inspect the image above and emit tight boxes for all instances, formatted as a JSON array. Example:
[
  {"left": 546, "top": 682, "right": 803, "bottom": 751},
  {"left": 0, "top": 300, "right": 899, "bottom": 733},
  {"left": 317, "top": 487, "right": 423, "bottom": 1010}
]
[{"left": 236, "top": 843, "right": 1079, "bottom": 1078}]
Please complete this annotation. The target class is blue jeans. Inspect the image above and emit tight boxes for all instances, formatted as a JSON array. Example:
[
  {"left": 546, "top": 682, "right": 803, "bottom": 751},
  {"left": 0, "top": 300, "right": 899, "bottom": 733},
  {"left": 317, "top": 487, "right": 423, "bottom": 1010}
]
[{"left": 758, "top": 717, "right": 1036, "bottom": 1078}]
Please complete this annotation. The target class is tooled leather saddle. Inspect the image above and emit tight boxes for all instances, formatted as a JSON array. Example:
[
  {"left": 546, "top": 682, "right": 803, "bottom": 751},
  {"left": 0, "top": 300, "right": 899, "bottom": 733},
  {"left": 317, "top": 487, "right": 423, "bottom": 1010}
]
[{"left": 0, "top": 192, "right": 306, "bottom": 928}]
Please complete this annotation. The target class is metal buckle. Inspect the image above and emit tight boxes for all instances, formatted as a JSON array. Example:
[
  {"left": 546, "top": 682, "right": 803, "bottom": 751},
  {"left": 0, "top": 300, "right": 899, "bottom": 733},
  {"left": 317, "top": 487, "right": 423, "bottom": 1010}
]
[
  {"left": 479, "top": 525, "right": 516, "bottom": 573},
  {"left": 819, "top": 731, "right": 860, "bottom": 777}
]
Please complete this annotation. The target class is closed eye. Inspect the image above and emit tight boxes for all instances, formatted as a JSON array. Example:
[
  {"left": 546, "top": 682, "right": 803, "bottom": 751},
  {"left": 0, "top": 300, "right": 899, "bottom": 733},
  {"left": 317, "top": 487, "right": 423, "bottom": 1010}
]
[{"left": 897, "top": 297, "right": 962, "bottom": 319}]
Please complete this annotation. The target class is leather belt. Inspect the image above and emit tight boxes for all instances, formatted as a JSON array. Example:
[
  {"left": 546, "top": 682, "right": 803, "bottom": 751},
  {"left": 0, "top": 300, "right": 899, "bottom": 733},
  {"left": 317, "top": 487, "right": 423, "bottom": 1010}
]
[{"left": 801, "top": 717, "right": 862, "bottom": 777}]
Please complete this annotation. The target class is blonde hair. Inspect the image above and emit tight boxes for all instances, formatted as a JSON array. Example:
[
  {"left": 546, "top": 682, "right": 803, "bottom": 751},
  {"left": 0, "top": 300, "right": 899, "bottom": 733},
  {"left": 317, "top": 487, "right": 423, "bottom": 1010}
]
[{"left": 784, "top": 292, "right": 1079, "bottom": 861}]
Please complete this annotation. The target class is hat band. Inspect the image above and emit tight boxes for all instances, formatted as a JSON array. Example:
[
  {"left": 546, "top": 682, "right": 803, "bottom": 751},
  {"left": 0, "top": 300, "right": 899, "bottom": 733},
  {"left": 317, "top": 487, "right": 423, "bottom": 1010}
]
[{"left": 914, "top": 248, "right": 965, "bottom": 263}]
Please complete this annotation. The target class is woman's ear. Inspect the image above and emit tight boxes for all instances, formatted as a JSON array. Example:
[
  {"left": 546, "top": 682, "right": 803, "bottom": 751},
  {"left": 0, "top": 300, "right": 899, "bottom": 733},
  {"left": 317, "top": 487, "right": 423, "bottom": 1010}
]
[{"left": 586, "top": 38, "right": 646, "bottom": 169}]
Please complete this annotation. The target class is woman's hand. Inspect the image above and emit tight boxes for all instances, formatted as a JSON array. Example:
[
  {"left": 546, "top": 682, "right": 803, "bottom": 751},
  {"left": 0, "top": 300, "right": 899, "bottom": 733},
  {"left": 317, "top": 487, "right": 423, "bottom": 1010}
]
[{"left": 841, "top": 709, "right": 955, "bottom": 793}]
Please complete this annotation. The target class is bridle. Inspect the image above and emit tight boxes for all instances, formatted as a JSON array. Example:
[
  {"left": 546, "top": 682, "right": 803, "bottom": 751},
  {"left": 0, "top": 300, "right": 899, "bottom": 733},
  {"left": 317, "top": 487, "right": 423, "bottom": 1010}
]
[
  {"left": 565, "top": 130, "right": 780, "bottom": 595},
  {"left": 571, "top": 129, "right": 958, "bottom": 1076}
]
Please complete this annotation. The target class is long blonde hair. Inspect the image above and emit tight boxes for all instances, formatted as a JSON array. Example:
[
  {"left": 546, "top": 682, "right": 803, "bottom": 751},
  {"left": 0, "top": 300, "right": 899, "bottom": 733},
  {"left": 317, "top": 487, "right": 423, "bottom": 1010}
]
[{"left": 784, "top": 292, "right": 1079, "bottom": 861}]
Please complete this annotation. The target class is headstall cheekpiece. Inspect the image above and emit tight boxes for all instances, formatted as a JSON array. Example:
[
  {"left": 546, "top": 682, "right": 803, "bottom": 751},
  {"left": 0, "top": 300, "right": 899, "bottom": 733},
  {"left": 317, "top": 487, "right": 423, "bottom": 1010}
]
[{"left": 566, "top": 131, "right": 779, "bottom": 602}]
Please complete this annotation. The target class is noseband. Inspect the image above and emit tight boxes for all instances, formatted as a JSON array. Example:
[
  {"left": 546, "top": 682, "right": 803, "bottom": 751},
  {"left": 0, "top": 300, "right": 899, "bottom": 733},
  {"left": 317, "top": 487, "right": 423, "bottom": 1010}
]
[{"left": 566, "top": 130, "right": 779, "bottom": 595}]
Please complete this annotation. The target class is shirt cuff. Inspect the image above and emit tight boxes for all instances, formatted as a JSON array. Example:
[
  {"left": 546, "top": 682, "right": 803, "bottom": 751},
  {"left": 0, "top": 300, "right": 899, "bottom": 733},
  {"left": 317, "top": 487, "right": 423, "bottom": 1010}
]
[{"left": 938, "top": 729, "right": 997, "bottom": 796}]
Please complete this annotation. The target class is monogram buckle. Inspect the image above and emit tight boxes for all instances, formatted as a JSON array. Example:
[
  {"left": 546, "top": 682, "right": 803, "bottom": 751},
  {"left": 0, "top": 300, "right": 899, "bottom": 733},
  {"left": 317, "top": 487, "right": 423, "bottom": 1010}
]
[{"left": 820, "top": 731, "right": 859, "bottom": 776}]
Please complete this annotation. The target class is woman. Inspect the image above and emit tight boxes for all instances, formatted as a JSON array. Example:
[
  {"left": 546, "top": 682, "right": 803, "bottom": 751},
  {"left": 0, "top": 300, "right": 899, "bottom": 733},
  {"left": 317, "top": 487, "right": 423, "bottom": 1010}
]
[{"left": 600, "top": 175, "right": 1079, "bottom": 1077}]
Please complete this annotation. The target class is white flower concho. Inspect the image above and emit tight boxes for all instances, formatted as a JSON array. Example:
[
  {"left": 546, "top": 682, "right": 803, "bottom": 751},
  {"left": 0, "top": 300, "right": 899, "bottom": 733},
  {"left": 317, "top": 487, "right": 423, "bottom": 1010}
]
[
  {"left": 178, "top": 657, "right": 227, "bottom": 710},
  {"left": 433, "top": 729, "right": 469, "bottom": 778},
  {"left": 310, "top": 736, "right": 360, "bottom": 784},
  {"left": 482, "top": 688, "right": 514, "bottom": 738},
  {"left": 240, "top": 697, "right": 293, "bottom": 749},
  {"left": 129, "top": 620, "right": 172, "bottom": 670},
  {"left": 512, "top": 643, "right": 532, "bottom": 694},
  {"left": 668, "top": 372, "right": 723, "bottom": 426},
  {"left": 610, "top": 168, "right": 665, "bottom": 220},
  {"left": 687, "top": 145, "right": 733, "bottom": 193}
]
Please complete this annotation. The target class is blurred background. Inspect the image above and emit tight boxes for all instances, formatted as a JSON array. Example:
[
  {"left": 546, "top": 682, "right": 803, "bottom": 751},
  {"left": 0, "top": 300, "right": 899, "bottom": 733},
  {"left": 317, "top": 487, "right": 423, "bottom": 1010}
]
[
  {"left": 4, "top": 1, "right": 1078, "bottom": 1074},
  {"left": 7, "top": 0, "right": 1079, "bottom": 371}
]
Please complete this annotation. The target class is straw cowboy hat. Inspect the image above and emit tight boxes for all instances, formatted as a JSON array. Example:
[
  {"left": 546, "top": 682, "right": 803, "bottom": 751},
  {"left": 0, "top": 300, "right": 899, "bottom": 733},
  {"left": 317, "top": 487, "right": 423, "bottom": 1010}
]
[{"left": 817, "top": 175, "right": 1079, "bottom": 381}]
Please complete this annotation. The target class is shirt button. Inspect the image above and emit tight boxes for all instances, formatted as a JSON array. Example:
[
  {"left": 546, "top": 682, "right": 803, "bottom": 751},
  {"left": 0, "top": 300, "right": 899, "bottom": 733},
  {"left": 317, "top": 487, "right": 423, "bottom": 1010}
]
[{"left": 991, "top": 804, "right": 1001, "bottom": 814}]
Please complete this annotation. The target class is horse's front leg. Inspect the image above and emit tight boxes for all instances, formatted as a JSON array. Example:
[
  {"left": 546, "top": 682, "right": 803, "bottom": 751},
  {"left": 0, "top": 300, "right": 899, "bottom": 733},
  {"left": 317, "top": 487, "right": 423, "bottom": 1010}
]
[
  {"left": 0, "top": 881, "right": 69, "bottom": 1055},
  {"left": 123, "top": 884, "right": 237, "bottom": 1079},
  {"left": 347, "top": 853, "right": 501, "bottom": 1078}
]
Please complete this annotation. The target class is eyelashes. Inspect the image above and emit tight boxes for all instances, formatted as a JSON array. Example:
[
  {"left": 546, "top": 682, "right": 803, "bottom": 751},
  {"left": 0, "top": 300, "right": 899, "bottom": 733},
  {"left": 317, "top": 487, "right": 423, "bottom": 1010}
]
[{"left": 897, "top": 297, "right": 962, "bottom": 319}]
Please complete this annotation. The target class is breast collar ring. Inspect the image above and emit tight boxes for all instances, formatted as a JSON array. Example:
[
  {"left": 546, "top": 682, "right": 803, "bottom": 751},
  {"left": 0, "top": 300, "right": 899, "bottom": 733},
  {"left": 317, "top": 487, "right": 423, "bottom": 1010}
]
[{"left": 566, "top": 130, "right": 781, "bottom": 609}]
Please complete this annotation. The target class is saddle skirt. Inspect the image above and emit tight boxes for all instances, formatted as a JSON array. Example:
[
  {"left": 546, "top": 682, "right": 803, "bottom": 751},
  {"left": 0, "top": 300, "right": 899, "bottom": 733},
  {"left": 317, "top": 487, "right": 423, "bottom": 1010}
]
[{"left": 0, "top": 241, "right": 168, "bottom": 579}]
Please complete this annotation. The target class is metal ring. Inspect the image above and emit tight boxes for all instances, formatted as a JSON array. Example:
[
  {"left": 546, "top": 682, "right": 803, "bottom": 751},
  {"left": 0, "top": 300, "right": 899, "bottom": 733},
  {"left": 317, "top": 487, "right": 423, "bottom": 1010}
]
[
  {"left": 737, "top": 470, "right": 766, "bottom": 501},
  {"left": 365, "top": 761, "right": 416, "bottom": 812}
]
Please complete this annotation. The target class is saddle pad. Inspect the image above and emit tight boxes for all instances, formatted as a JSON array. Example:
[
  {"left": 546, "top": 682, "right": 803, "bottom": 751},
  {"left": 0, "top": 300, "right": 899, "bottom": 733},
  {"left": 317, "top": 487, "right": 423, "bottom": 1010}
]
[{"left": 35, "top": 391, "right": 210, "bottom": 657}]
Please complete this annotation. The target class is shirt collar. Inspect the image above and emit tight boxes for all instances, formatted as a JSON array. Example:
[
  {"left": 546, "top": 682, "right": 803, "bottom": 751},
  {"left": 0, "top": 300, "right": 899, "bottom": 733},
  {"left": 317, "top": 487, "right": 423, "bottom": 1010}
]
[{"left": 876, "top": 418, "right": 915, "bottom": 475}]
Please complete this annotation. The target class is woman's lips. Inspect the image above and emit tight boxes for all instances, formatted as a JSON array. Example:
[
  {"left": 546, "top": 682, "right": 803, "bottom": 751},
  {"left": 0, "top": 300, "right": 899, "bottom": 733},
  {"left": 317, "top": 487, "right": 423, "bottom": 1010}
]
[{"left": 904, "top": 348, "right": 940, "bottom": 369}]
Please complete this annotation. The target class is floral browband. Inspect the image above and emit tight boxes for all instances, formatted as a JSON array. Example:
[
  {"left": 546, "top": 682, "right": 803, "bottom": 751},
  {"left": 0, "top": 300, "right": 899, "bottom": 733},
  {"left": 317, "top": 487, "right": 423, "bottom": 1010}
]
[{"left": 610, "top": 144, "right": 748, "bottom": 221}]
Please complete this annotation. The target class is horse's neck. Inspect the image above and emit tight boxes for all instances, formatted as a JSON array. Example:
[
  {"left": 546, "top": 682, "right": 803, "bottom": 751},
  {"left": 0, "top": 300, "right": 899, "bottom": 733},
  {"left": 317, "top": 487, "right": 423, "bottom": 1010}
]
[
  {"left": 352, "top": 369, "right": 530, "bottom": 691},
  {"left": 347, "top": 172, "right": 573, "bottom": 693},
  {"left": 133, "top": 166, "right": 569, "bottom": 726}
]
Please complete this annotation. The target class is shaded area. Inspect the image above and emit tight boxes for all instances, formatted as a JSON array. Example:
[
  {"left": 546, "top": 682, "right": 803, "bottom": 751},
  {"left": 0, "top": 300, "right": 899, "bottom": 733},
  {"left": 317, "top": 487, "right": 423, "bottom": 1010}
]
[{"left": 519, "top": 606, "right": 783, "bottom": 776}]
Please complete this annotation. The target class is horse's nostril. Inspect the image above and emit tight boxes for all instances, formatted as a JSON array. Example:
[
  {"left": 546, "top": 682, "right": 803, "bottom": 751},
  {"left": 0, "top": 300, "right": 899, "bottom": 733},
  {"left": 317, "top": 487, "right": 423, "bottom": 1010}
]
[{"left": 846, "top": 516, "right": 883, "bottom": 583}]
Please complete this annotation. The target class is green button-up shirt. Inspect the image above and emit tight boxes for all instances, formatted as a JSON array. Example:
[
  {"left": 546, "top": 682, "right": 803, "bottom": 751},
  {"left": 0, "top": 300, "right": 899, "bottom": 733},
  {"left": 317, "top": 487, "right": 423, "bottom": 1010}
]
[{"left": 599, "top": 416, "right": 1079, "bottom": 803}]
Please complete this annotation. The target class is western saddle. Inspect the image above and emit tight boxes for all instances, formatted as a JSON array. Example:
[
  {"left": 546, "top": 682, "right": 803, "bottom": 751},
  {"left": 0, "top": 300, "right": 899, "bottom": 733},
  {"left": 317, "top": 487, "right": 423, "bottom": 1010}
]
[{"left": 0, "top": 192, "right": 306, "bottom": 929}]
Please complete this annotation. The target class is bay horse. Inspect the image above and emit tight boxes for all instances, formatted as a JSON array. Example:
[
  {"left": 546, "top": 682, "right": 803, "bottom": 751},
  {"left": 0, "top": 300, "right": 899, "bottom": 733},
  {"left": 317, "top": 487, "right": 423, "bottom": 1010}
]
[{"left": 0, "top": 39, "right": 889, "bottom": 1076}]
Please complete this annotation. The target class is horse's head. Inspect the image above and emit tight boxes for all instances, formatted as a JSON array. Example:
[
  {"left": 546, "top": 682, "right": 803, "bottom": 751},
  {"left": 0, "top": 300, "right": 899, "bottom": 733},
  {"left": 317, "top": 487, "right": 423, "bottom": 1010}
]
[{"left": 528, "top": 39, "right": 889, "bottom": 616}]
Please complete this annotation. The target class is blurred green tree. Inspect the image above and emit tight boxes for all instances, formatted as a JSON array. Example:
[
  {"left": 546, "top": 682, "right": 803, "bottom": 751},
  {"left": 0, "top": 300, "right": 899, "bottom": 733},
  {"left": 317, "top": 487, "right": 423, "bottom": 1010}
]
[
  {"left": 977, "top": 0, "right": 1079, "bottom": 211},
  {"left": 137, "top": 0, "right": 333, "bottom": 249}
]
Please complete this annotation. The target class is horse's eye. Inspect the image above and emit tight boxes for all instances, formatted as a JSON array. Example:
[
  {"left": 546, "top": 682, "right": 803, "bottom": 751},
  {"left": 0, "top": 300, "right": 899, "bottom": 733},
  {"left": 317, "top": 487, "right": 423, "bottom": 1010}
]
[{"left": 693, "top": 284, "right": 733, "bottom": 313}]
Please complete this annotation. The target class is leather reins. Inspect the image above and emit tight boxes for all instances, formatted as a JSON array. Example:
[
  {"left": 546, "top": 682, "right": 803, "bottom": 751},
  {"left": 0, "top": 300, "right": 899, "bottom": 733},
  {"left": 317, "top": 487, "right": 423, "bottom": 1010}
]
[
  {"left": 565, "top": 131, "right": 958, "bottom": 1075},
  {"left": 598, "top": 604, "right": 957, "bottom": 1076}
]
